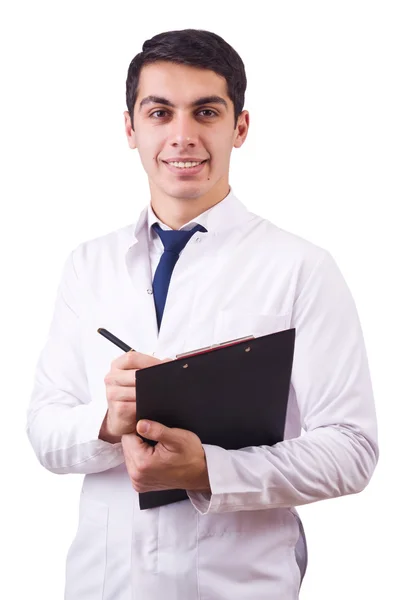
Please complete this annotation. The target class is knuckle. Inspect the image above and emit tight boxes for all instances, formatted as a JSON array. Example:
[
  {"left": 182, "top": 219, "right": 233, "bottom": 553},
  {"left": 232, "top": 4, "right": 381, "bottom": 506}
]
[
  {"left": 106, "top": 388, "right": 116, "bottom": 403},
  {"left": 126, "top": 351, "right": 137, "bottom": 365},
  {"left": 119, "top": 392, "right": 134, "bottom": 406},
  {"left": 129, "top": 468, "right": 143, "bottom": 488},
  {"left": 110, "top": 390, "right": 121, "bottom": 404},
  {"left": 104, "top": 375, "right": 113, "bottom": 386}
]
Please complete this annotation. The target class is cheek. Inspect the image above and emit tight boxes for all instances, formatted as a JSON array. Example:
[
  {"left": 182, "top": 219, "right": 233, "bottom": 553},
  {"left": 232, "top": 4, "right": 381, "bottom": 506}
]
[
  {"left": 136, "top": 142, "right": 160, "bottom": 169},
  {"left": 211, "top": 141, "right": 233, "bottom": 168},
  {"left": 212, "top": 130, "right": 234, "bottom": 157},
  {"left": 135, "top": 130, "right": 162, "bottom": 159}
]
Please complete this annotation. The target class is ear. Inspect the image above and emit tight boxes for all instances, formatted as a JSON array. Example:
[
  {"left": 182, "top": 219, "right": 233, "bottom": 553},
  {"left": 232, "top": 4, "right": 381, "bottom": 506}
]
[
  {"left": 233, "top": 110, "right": 249, "bottom": 149},
  {"left": 124, "top": 110, "right": 137, "bottom": 149}
]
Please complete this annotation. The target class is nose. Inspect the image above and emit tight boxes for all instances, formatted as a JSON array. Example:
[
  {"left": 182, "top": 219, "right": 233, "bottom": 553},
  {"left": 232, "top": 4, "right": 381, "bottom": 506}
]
[{"left": 168, "top": 113, "right": 199, "bottom": 149}]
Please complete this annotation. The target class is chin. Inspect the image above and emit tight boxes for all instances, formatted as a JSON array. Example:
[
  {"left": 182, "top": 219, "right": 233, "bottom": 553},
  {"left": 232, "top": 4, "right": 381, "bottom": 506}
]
[{"left": 163, "top": 182, "right": 208, "bottom": 200}]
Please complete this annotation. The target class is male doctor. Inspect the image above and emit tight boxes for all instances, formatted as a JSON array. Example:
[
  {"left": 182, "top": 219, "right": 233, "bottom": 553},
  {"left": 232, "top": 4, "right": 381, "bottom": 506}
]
[{"left": 26, "top": 29, "right": 378, "bottom": 599}]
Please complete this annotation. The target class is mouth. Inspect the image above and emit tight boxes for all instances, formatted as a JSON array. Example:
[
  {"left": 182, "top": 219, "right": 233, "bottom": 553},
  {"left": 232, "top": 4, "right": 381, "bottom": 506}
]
[{"left": 162, "top": 159, "right": 208, "bottom": 176}]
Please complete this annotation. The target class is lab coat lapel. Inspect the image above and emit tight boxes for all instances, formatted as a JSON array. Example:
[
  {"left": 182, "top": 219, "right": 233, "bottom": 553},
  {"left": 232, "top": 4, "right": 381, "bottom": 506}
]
[{"left": 123, "top": 210, "right": 159, "bottom": 355}]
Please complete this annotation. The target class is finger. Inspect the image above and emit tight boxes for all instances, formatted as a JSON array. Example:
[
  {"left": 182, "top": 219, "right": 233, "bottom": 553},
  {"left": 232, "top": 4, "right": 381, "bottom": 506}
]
[
  {"left": 106, "top": 386, "right": 136, "bottom": 403},
  {"left": 112, "top": 350, "right": 163, "bottom": 371},
  {"left": 122, "top": 432, "right": 152, "bottom": 459},
  {"left": 104, "top": 369, "right": 137, "bottom": 387},
  {"left": 136, "top": 420, "right": 181, "bottom": 448},
  {"left": 121, "top": 432, "right": 142, "bottom": 451}
]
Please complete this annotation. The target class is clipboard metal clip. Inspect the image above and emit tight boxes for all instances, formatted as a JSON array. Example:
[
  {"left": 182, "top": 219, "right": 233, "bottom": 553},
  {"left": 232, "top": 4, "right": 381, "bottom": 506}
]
[{"left": 175, "top": 334, "right": 255, "bottom": 360}]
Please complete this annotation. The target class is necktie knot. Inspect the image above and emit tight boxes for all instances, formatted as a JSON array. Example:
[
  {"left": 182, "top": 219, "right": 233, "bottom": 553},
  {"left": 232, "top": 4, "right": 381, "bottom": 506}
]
[{"left": 152, "top": 222, "right": 207, "bottom": 255}]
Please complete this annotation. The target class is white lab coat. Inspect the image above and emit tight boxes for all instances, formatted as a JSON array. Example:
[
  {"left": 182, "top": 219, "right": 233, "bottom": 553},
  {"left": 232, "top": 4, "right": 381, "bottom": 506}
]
[{"left": 26, "top": 190, "right": 378, "bottom": 599}]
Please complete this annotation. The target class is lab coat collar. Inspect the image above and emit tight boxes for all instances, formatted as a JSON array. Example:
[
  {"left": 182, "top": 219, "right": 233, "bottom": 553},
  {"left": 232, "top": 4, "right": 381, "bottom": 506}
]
[{"left": 125, "top": 187, "right": 252, "bottom": 252}]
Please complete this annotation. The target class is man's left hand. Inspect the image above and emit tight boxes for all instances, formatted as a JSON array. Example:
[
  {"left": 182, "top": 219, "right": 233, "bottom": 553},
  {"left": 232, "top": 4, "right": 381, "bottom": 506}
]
[{"left": 121, "top": 420, "right": 211, "bottom": 493}]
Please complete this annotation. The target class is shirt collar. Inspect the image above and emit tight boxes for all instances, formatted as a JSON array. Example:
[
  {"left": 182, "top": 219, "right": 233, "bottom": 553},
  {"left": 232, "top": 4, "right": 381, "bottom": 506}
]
[
  {"left": 147, "top": 201, "right": 207, "bottom": 240},
  {"left": 126, "top": 187, "right": 254, "bottom": 251}
]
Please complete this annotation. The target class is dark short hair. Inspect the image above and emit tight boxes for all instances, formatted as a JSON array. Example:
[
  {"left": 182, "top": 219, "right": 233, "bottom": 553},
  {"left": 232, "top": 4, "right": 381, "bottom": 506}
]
[{"left": 126, "top": 29, "right": 247, "bottom": 130}]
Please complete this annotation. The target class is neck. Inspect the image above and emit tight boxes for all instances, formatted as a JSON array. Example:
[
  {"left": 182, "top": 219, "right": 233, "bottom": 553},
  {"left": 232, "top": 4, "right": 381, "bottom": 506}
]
[{"left": 149, "top": 180, "right": 230, "bottom": 230}]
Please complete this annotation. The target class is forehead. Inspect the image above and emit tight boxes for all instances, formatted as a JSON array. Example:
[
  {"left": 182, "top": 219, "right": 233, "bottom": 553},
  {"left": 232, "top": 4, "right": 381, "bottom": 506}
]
[{"left": 136, "top": 61, "right": 230, "bottom": 106}]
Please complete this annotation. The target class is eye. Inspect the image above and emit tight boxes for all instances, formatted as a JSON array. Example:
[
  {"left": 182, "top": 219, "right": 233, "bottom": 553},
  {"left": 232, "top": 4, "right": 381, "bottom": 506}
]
[
  {"left": 149, "top": 110, "right": 170, "bottom": 119},
  {"left": 197, "top": 109, "right": 217, "bottom": 118}
]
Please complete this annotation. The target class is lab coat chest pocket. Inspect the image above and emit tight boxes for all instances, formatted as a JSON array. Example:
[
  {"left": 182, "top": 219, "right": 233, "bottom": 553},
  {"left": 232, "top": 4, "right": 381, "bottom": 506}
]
[
  {"left": 213, "top": 308, "right": 290, "bottom": 343},
  {"left": 64, "top": 493, "right": 109, "bottom": 599}
]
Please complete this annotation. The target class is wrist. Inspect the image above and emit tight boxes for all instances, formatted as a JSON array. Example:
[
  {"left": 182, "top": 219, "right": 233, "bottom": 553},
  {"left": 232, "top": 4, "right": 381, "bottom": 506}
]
[
  {"left": 190, "top": 454, "right": 211, "bottom": 492},
  {"left": 98, "top": 412, "right": 122, "bottom": 444},
  {"left": 195, "top": 473, "right": 211, "bottom": 493}
]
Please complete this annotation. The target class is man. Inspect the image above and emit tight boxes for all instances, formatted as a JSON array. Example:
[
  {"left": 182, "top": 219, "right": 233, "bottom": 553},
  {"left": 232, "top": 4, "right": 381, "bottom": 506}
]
[{"left": 26, "top": 29, "right": 378, "bottom": 599}]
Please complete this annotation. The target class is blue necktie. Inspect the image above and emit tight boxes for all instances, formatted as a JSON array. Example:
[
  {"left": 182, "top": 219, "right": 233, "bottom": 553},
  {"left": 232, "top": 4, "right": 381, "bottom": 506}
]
[{"left": 152, "top": 222, "right": 207, "bottom": 330}]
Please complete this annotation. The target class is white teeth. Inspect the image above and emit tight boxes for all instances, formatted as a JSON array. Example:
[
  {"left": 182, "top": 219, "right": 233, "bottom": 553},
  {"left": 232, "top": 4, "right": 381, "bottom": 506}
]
[{"left": 168, "top": 161, "right": 203, "bottom": 168}]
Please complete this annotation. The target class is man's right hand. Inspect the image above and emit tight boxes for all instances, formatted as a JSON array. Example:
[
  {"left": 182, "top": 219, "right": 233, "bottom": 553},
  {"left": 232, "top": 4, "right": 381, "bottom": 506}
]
[{"left": 99, "top": 351, "right": 170, "bottom": 443}]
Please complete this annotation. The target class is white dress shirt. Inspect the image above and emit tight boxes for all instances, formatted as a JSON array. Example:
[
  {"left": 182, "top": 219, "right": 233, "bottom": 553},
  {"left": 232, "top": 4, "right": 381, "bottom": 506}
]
[{"left": 26, "top": 188, "right": 378, "bottom": 600}]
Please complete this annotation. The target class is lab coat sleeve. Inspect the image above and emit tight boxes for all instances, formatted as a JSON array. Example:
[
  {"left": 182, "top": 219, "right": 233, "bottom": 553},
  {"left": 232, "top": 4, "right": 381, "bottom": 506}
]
[
  {"left": 26, "top": 250, "right": 125, "bottom": 474},
  {"left": 187, "top": 250, "right": 379, "bottom": 514}
]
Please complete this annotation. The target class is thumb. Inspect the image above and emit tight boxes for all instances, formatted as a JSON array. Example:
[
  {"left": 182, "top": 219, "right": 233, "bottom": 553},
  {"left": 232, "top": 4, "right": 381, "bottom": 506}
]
[{"left": 137, "top": 420, "right": 180, "bottom": 446}]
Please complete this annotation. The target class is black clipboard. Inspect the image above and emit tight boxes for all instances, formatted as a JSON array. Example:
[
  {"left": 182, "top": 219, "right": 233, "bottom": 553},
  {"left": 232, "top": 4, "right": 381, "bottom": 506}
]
[{"left": 135, "top": 327, "right": 295, "bottom": 510}]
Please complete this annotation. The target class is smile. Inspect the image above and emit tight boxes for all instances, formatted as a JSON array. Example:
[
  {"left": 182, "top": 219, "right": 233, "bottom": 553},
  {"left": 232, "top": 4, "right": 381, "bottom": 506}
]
[
  {"left": 167, "top": 160, "right": 205, "bottom": 168},
  {"left": 162, "top": 160, "right": 208, "bottom": 176}
]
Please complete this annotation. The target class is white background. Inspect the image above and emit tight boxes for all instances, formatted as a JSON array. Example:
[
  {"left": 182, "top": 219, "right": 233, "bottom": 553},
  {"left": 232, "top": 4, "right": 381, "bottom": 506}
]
[{"left": 1, "top": 1, "right": 396, "bottom": 598}]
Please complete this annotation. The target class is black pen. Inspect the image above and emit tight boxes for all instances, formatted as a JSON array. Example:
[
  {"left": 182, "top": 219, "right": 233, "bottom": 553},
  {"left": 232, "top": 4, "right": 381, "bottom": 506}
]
[{"left": 97, "top": 328, "right": 134, "bottom": 353}]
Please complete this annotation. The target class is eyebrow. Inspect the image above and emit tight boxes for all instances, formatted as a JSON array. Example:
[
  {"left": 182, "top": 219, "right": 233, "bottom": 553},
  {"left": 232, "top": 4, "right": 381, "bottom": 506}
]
[{"left": 139, "top": 95, "right": 228, "bottom": 110}]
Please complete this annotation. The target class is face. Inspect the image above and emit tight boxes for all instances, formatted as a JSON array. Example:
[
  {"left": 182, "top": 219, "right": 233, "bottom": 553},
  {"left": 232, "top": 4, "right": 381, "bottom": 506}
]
[{"left": 124, "top": 61, "right": 249, "bottom": 205}]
